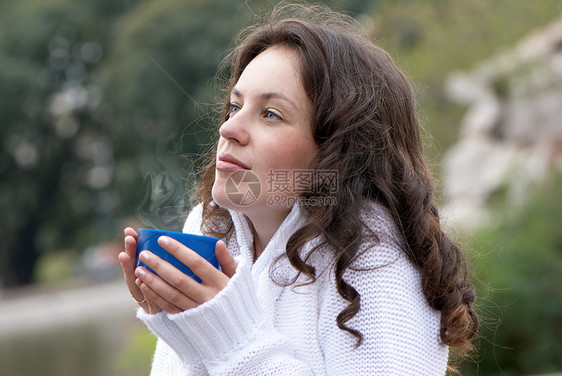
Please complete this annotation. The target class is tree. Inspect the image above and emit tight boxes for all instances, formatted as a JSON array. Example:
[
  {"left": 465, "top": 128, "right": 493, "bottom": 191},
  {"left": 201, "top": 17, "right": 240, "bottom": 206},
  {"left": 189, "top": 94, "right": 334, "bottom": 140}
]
[
  {"left": 0, "top": 0, "right": 270, "bottom": 286},
  {"left": 0, "top": 0, "right": 140, "bottom": 286}
]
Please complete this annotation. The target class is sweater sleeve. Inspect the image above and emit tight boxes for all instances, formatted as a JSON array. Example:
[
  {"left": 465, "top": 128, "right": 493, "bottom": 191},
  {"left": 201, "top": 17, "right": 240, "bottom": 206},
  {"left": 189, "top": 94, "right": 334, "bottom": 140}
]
[
  {"left": 137, "top": 310, "right": 208, "bottom": 375},
  {"left": 166, "top": 257, "right": 315, "bottom": 375}
]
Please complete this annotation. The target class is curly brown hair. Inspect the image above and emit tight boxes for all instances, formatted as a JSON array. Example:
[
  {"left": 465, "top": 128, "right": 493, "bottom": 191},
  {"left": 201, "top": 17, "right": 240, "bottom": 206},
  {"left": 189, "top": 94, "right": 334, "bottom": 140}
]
[{"left": 195, "top": 3, "right": 478, "bottom": 354}]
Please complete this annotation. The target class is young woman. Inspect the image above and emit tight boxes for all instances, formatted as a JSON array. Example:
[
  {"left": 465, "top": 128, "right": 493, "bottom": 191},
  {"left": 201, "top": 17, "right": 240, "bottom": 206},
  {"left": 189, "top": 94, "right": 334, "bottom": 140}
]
[{"left": 119, "top": 4, "right": 478, "bottom": 375}]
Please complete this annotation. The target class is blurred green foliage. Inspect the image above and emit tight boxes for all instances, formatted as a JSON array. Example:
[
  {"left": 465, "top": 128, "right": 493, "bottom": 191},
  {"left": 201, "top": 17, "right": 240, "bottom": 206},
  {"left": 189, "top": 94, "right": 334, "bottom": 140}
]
[
  {"left": 461, "top": 173, "right": 562, "bottom": 375},
  {"left": 371, "top": 0, "right": 562, "bottom": 153},
  {"left": 114, "top": 324, "right": 156, "bottom": 375},
  {"left": 35, "top": 250, "right": 78, "bottom": 284},
  {"left": 0, "top": 0, "right": 141, "bottom": 286}
]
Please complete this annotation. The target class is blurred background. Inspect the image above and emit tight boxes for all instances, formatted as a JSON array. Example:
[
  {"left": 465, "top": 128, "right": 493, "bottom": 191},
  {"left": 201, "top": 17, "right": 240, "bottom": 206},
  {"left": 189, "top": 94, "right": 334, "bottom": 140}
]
[{"left": 0, "top": 0, "right": 561, "bottom": 375}]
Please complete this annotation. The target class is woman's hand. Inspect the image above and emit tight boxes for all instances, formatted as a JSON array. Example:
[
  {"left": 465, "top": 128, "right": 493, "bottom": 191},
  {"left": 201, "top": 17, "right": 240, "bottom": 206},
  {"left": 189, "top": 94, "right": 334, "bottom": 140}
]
[
  {"left": 118, "top": 227, "right": 161, "bottom": 314},
  {"left": 134, "top": 236, "right": 238, "bottom": 314}
]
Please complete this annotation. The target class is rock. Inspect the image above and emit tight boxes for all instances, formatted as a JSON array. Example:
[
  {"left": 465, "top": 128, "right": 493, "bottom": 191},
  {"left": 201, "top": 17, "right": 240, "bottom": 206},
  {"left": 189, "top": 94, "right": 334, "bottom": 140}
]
[{"left": 442, "top": 14, "right": 562, "bottom": 228}]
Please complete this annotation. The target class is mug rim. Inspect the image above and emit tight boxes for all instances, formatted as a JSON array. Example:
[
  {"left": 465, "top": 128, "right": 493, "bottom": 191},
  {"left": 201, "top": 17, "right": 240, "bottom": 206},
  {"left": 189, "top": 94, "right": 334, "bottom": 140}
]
[{"left": 137, "top": 228, "right": 221, "bottom": 243}]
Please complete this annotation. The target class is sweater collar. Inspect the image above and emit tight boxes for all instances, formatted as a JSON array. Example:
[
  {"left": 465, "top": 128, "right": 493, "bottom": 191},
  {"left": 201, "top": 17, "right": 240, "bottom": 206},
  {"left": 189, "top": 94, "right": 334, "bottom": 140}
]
[{"left": 228, "top": 204, "right": 306, "bottom": 273}]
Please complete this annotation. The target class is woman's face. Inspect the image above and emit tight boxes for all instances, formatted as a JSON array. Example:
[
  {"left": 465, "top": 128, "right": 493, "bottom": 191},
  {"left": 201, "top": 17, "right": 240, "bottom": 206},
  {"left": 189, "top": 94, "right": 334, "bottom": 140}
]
[{"left": 212, "top": 46, "right": 318, "bottom": 216}]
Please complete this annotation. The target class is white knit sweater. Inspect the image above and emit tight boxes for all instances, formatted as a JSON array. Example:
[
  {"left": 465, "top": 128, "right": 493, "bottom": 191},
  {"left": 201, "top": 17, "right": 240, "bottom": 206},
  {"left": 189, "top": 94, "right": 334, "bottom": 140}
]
[{"left": 137, "top": 201, "right": 449, "bottom": 375}]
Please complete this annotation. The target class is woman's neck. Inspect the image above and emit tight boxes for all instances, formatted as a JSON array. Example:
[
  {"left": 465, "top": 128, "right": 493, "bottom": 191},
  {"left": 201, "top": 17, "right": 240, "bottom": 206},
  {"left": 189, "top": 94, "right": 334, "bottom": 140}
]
[{"left": 245, "top": 207, "right": 290, "bottom": 260}]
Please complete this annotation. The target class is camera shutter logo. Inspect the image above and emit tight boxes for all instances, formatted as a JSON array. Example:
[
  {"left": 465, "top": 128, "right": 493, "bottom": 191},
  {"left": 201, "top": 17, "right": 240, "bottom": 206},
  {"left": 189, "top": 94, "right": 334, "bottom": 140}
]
[{"left": 225, "top": 170, "right": 261, "bottom": 206}]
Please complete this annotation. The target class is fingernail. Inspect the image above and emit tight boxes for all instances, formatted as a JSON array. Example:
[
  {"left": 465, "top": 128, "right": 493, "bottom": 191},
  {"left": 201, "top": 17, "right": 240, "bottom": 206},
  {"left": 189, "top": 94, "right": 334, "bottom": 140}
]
[
  {"left": 159, "top": 236, "right": 169, "bottom": 246},
  {"left": 136, "top": 268, "right": 145, "bottom": 277},
  {"left": 140, "top": 251, "right": 149, "bottom": 262}
]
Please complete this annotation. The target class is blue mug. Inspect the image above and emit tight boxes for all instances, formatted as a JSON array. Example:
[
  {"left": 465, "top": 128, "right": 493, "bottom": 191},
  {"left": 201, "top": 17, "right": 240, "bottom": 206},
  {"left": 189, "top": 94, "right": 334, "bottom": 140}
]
[{"left": 136, "top": 229, "right": 221, "bottom": 283}]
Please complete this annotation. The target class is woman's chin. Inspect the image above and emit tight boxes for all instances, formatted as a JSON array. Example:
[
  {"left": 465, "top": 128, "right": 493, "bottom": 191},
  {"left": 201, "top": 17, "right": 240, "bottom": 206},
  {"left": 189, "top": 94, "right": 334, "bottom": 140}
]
[
  {"left": 211, "top": 185, "right": 229, "bottom": 208},
  {"left": 211, "top": 175, "right": 264, "bottom": 212},
  {"left": 211, "top": 185, "right": 248, "bottom": 211}
]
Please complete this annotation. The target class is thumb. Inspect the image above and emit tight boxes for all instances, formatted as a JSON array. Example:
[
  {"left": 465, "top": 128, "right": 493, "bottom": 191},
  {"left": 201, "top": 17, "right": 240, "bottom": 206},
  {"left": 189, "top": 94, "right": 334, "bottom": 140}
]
[{"left": 215, "top": 240, "right": 237, "bottom": 278}]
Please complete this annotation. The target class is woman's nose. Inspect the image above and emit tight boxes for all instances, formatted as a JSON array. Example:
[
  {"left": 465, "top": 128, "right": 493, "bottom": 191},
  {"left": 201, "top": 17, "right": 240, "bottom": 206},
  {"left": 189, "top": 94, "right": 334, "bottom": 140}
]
[{"left": 219, "top": 111, "right": 250, "bottom": 145}]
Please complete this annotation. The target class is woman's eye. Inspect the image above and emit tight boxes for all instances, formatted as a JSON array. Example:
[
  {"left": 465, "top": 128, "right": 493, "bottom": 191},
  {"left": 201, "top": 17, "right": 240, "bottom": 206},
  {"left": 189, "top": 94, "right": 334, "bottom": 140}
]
[
  {"left": 265, "top": 109, "right": 282, "bottom": 121},
  {"left": 228, "top": 103, "right": 241, "bottom": 118}
]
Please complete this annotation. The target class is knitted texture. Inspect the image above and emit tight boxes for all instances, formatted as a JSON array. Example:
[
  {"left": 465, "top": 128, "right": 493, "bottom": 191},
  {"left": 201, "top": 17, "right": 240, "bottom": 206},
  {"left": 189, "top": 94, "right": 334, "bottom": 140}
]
[{"left": 138, "top": 201, "right": 449, "bottom": 375}]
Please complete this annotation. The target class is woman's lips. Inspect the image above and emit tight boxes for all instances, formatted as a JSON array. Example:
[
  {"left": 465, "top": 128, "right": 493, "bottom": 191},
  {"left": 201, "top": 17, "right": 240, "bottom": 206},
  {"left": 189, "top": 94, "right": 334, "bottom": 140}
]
[{"left": 216, "top": 153, "right": 250, "bottom": 171}]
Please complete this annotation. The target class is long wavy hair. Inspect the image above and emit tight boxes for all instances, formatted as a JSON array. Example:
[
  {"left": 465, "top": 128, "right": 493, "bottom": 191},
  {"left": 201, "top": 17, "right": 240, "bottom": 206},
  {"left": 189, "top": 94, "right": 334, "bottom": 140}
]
[{"left": 195, "top": 3, "right": 478, "bottom": 354}]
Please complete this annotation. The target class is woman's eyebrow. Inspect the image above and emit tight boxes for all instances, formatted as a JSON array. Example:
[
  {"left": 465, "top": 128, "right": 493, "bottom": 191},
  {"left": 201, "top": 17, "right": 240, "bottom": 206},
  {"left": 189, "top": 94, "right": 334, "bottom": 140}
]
[{"left": 231, "top": 87, "right": 299, "bottom": 111}]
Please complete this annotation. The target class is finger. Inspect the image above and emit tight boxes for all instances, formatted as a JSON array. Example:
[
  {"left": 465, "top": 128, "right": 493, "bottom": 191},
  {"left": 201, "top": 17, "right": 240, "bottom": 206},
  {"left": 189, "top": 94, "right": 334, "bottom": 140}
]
[
  {"left": 123, "top": 234, "right": 141, "bottom": 285},
  {"left": 137, "top": 278, "right": 182, "bottom": 314},
  {"left": 124, "top": 227, "right": 138, "bottom": 241},
  {"left": 124, "top": 234, "right": 138, "bottom": 260},
  {"left": 122, "top": 236, "right": 139, "bottom": 277},
  {"left": 125, "top": 235, "right": 137, "bottom": 263},
  {"left": 120, "top": 230, "right": 149, "bottom": 311},
  {"left": 138, "top": 250, "right": 207, "bottom": 304},
  {"left": 146, "top": 298, "right": 162, "bottom": 314},
  {"left": 124, "top": 227, "right": 138, "bottom": 258},
  {"left": 136, "top": 266, "right": 200, "bottom": 312},
  {"left": 119, "top": 248, "right": 148, "bottom": 312},
  {"left": 159, "top": 236, "right": 228, "bottom": 286},
  {"left": 215, "top": 240, "right": 237, "bottom": 278},
  {"left": 135, "top": 278, "right": 162, "bottom": 314},
  {"left": 139, "top": 249, "right": 226, "bottom": 309}
]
